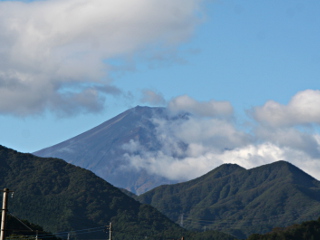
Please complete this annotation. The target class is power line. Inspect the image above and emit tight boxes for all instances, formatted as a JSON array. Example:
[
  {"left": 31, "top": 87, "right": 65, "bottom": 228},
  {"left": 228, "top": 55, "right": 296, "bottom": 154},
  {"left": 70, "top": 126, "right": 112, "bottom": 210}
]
[{"left": 181, "top": 211, "right": 320, "bottom": 225}]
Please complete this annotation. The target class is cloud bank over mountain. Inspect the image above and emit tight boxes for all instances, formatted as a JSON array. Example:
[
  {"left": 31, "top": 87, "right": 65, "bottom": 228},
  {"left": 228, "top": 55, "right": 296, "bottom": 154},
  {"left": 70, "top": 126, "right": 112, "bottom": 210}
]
[
  {"left": 123, "top": 91, "right": 320, "bottom": 181},
  {"left": 0, "top": 0, "right": 203, "bottom": 116}
]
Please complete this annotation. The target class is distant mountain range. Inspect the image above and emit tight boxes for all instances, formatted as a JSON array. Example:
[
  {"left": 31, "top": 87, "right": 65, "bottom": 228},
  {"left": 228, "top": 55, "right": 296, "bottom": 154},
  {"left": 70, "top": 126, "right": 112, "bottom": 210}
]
[
  {"left": 137, "top": 161, "right": 320, "bottom": 238},
  {"left": 0, "top": 145, "right": 234, "bottom": 240},
  {"left": 34, "top": 106, "right": 185, "bottom": 194}
]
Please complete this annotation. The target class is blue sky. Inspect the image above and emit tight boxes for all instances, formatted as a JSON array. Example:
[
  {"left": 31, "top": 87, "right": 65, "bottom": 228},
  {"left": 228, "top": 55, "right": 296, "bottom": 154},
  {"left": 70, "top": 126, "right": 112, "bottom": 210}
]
[{"left": 1, "top": 0, "right": 320, "bottom": 179}]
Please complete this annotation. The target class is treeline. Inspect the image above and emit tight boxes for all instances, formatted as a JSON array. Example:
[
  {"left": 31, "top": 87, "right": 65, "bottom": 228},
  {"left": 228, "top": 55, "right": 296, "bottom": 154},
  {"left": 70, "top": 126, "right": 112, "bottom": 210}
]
[
  {"left": 4, "top": 213, "right": 235, "bottom": 240},
  {"left": 5, "top": 214, "right": 59, "bottom": 240},
  {"left": 247, "top": 217, "right": 320, "bottom": 240}
]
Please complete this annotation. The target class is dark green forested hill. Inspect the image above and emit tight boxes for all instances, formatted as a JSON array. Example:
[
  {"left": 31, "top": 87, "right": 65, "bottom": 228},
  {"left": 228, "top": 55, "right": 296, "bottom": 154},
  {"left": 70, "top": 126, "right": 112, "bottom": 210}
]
[
  {"left": 0, "top": 145, "right": 234, "bottom": 240},
  {"left": 138, "top": 161, "right": 320, "bottom": 239},
  {"left": 247, "top": 217, "right": 320, "bottom": 240}
]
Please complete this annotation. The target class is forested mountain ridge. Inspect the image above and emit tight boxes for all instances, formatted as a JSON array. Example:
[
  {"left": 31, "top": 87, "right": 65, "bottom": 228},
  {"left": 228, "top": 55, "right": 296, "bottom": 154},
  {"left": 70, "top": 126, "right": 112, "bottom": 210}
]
[
  {"left": 0, "top": 145, "right": 234, "bottom": 240},
  {"left": 138, "top": 161, "right": 320, "bottom": 239}
]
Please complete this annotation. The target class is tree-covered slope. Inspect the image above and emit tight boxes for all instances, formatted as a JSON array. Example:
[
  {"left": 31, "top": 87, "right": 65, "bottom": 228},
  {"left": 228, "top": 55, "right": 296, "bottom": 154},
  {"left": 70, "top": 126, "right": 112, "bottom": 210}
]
[
  {"left": 247, "top": 217, "right": 320, "bottom": 240},
  {"left": 0, "top": 145, "right": 234, "bottom": 240},
  {"left": 138, "top": 161, "right": 320, "bottom": 238}
]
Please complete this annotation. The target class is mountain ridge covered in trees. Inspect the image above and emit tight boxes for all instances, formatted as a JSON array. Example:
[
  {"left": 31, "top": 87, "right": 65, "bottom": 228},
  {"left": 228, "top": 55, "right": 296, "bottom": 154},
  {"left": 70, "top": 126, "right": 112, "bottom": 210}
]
[{"left": 138, "top": 161, "right": 320, "bottom": 238}]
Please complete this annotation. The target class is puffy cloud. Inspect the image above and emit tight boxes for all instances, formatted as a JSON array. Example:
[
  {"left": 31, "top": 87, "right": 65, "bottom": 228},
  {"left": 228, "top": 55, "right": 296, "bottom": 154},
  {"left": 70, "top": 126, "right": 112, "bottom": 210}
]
[
  {"left": 254, "top": 127, "right": 320, "bottom": 158},
  {"left": 0, "top": 0, "right": 203, "bottom": 116},
  {"left": 140, "top": 89, "right": 166, "bottom": 106},
  {"left": 123, "top": 139, "right": 320, "bottom": 181},
  {"left": 153, "top": 116, "right": 250, "bottom": 153},
  {"left": 121, "top": 93, "right": 320, "bottom": 182},
  {"left": 252, "top": 89, "right": 320, "bottom": 127},
  {"left": 168, "top": 95, "right": 234, "bottom": 118},
  {"left": 122, "top": 109, "right": 253, "bottom": 180}
]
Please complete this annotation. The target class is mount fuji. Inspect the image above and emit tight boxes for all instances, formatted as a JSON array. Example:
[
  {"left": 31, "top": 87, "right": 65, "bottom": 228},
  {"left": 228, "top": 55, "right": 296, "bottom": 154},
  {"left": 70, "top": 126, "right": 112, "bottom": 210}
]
[{"left": 34, "top": 106, "right": 186, "bottom": 194}]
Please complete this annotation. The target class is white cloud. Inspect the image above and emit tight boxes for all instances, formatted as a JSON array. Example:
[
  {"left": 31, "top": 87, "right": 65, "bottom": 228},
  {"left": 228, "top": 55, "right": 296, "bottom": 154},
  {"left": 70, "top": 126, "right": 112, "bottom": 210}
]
[
  {"left": 153, "top": 116, "right": 250, "bottom": 153},
  {"left": 121, "top": 93, "right": 320, "bottom": 182},
  {"left": 122, "top": 111, "right": 254, "bottom": 180},
  {"left": 252, "top": 89, "right": 320, "bottom": 127},
  {"left": 123, "top": 139, "right": 320, "bottom": 181},
  {"left": 0, "top": 0, "right": 203, "bottom": 116},
  {"left": 168, "top": 95, "right": 234, "bottom": 118},
  {"left": 146, "top": 141, "right": 317, "bottom": 182},
  {"left": 254, "top": 127, "right": 320, "bottom": 158}
]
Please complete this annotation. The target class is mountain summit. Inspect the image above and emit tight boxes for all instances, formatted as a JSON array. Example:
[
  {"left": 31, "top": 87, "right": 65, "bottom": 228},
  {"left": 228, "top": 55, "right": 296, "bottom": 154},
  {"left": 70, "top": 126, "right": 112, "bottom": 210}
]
[{"left": 34, "top": 106, "right": 180, "bottom": 194}]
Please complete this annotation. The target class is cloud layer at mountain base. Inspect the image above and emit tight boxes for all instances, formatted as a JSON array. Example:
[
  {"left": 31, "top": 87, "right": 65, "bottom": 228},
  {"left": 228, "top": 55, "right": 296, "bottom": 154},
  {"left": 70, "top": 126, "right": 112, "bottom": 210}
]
[
  {"left": 122, "top": 91, "right": 320, "bottom": 181},
  {"left": 0, "top": 0, "right": 203, "bottom": 116}
]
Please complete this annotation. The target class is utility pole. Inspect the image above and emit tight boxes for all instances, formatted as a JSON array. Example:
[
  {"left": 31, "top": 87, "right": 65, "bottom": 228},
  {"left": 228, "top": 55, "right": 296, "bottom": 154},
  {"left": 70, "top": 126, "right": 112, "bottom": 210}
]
[
  {"left": 108, "top": 222, "right": 112, "bottom": 240},
  {"left": 179, "top": 214, "right": 184, "bottom": 227},
  {"left": 0, "top": 188, "right": 10, "bottom": 240}
]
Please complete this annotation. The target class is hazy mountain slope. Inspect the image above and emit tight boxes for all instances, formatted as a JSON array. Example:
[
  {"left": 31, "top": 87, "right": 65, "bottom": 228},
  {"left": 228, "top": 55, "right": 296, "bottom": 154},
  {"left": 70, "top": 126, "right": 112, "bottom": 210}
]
[
  {"left": 138, "top": 161, "right": 320, "bottom": 238},
  {"left": 34, "top": 106, "right": 179, "bottom": 194}
]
